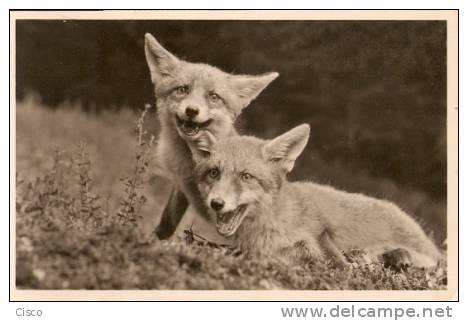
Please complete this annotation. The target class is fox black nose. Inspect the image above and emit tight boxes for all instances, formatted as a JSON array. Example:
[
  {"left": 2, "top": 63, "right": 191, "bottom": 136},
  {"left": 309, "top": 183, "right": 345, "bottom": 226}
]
[
  {"left": 210, "top": 198, "right": 225, "bottom": 211},
  {"left": 185, "top": 106, "right": 199, "bottom": 118}
]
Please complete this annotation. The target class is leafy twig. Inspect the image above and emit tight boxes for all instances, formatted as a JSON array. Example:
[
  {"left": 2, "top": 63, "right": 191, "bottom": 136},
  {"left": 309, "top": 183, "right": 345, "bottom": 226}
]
[{"left": 118, "top": 104, "right": 155, "bottom": 226}]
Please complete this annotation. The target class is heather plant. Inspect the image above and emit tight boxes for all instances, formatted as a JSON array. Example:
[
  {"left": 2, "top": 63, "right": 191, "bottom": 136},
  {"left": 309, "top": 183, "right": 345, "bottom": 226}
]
[
  {"left": 117, "top": 104, "right": 155, "bottom": 226},
  {"left": 74, "top": 142, "right": 105, "bottom": 228}
]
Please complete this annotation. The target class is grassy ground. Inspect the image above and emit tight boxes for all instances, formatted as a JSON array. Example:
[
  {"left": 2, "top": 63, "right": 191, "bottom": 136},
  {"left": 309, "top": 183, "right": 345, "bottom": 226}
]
[{"left": 15, "top": 99, "right": 447, "bottom": 290}]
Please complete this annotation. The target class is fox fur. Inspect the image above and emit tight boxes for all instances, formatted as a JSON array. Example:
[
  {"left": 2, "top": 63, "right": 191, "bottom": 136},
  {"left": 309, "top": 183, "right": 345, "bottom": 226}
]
[
  {"left": 192, "top": 125, "right": 442, "bottom": 267},
  {"left": 144, "top": 33, "right": 278, "bottom": 239}
]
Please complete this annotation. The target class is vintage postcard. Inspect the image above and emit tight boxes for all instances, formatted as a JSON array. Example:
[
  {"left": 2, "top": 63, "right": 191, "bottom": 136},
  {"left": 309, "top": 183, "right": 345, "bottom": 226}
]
[{"left": 10, "top": 10, "right": 458, "bottom": 301}]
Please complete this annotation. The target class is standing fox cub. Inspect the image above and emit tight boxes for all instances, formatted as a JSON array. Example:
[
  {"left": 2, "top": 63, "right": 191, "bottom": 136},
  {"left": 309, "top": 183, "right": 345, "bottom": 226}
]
[
  {"left": 144, "top": 33, "right": 278, "bottom": 239},
  {"left": 192, "top": 125, "right": 442, "bottom": 268}
]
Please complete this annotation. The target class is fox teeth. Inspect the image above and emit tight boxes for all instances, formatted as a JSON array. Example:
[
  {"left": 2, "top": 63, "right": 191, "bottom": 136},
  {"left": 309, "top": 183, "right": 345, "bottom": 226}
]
[
  {"left": 182, "top": 125, "right": 200, "bottom": 136},
  {"left": 176, "top": 116, "right": 213, "bottom": 136},
  {"left": 216, "top": 205, "right": 247, "bottom": 236}
]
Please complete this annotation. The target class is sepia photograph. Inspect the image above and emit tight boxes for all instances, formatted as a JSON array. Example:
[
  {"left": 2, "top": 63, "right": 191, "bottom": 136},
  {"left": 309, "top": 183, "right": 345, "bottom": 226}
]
[{"left": 10, "top": 10, "right": 458, "bottom": 301}]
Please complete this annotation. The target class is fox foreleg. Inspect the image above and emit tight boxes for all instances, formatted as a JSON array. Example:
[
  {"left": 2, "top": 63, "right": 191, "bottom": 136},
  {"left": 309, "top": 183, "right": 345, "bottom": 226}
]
[
  {"left": 319, "top": 231, "right": 349, "bottom": 267},
  {"left": 278, "top": 239, "right": 324, "bottom": 264},
  {"left": 154, "top": 188, "right": 189, "bottom": 240}
]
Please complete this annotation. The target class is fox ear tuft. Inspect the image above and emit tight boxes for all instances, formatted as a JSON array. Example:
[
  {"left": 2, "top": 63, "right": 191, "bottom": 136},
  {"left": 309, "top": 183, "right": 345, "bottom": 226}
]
[
  {"left": 144, "top": 33, "right": 180, "bottom": 84},
  {"left": 230, "top": 72, "right": 279, "bottom": 109},
  {"left": 262, "top": 124, "right": 310, "bottom": 173},
  {"left": 190, "top": 131, "right": 218, "bottom": 161}
]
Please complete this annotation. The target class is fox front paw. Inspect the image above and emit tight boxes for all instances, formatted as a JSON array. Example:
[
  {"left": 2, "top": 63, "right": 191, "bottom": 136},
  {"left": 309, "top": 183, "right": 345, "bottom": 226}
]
[
  {"left": 382, "top": 248, "right": 412, "bottom": 272},
  {"left": 155, "top": 224, "right": 175, "bottom": 240}
]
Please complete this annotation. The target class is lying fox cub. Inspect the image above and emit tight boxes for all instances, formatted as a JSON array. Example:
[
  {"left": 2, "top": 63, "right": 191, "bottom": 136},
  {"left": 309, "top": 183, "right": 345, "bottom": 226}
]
[{"left": 191, "top": 124, "right": 442, "bottom": 269}]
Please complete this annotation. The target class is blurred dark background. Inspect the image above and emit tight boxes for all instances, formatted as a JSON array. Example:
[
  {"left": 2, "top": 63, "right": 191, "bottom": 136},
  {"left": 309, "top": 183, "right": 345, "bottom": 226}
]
[{"left": 16, "top": 20, "right": 447, "bottom": 240}]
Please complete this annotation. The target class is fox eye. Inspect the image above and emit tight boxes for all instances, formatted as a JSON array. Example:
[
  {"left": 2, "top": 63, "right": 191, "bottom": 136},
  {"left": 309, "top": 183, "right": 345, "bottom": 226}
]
[
  {"left": 175, "top": 85, "right": 189, "bottom": 95},
  {"left": 208, "top": 168, "right": 220, "bottom": 179},
  {"left": 240, "top": 172, "right": 253, "bottom": 181},
  {"left": 208, "top": 92, "right": 221, "bottom": 103}
]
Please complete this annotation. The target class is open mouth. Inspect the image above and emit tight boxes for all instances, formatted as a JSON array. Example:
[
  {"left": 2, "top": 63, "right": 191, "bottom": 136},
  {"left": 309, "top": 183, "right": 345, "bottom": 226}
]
[
  {"left": 216, "top": 204, "right": 248, "bottom": 237},
  {"left": 176, "top": 116, "right": 213, "bottom": 136}
]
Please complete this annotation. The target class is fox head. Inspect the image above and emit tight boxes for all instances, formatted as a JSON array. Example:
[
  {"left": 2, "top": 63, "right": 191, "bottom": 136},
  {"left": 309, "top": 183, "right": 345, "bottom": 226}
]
[
  {"left": 144, "top": 33, "right": 278, "bottom": 141},
  {"left": 193, "top": 124, "right": 310, "bottom": 236}
]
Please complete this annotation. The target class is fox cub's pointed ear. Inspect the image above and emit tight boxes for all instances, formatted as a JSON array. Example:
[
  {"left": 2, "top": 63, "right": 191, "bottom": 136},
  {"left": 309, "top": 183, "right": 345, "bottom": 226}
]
[
  {"left": 262, "top": 124, "right": 310, "bottom": 173},
  {"left": 230, "top": 72, "right": 279, "bottom": 108},
  {"left": 190, "top": 131, "right": 218, "bottom": 161},
  {"left": 144, "top": 33, "right": 180, "bottom": 84}
]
